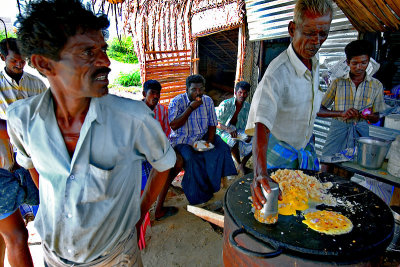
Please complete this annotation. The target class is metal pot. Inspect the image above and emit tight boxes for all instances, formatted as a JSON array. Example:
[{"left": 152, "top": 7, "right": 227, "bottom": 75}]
[{"left": 356, "top": 137, "right": 391, "bottom": 169}]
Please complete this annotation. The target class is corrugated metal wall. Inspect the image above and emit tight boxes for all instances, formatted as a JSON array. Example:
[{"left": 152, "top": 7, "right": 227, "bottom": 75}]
[{"left": 245, "top": 1, "right": 353, "bottom": 42}]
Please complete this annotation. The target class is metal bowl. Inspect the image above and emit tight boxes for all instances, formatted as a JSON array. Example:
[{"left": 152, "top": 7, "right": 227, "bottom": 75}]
[{"left": 356, "top": 137, "right": 391, "bottom": 169}]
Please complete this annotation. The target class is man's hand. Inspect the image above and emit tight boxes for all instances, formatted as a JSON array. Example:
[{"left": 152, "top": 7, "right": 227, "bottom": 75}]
[
  {"left": 251, "top": 174, "right": 282, "bottom": 210},
  {"left": 189, "top": 97, "right": 203, "bottom": 110},
  {"left": 341, "top": 108, "right": 359, "bottom": 120},
  {"left": 229, "top": 130, "right": 238, "bottom": 138}
]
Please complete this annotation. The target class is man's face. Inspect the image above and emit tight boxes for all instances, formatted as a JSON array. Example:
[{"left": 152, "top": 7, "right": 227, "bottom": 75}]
[
  {"left": 187, "top": 82, "right": 204, "bottom": 101},
  {"left": 2, "top": 50, "right": 26, "bottom": 75},
  {"left": 347, "top": 55, "right": 369, "bottom": 77},
  {"left": 143, "top": 89, "right": 160, "bottom": 110},
  {"left": 290, "top": 10, "right": 331, "bottom": 60},
  {"left": 51, "top": 30, "right": 111, "bottom": 98},
  {"left": 235, "top": 88, "right": 248, "bottom": 104}
]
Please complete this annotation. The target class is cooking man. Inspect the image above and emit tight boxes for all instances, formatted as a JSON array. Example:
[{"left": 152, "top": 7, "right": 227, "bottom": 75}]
[
  {"left": 168, "top": 74, "right": 237, "bottom": 205},
  {"left": 245, "top": 0, "right": 333, "bottom": 210},
  {"left": 7, "top": 0, "right": 176, "bottom": 265},
  {"left": 317, "top": 40, "right": 386, "bottom": 157}
]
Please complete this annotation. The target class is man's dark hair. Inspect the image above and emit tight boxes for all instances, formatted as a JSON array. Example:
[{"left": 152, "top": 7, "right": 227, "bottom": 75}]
[
  {"left": 235, "top": 81, "right": 250, "bottom": 92},
  {"left": 143, "top": 79, "right": 162, "bottom": 93},
  {"left": 0, "top": 38, "right": 21, "bottom": 57},
  {"left": 186, "top": 74, "right": 205, "bottom": 89},
  {"left": 17, "top": 0, "right": 109, "bottom": 61},
  {"left": 345, "top": 40, "right": 373, "bottom": 61}
]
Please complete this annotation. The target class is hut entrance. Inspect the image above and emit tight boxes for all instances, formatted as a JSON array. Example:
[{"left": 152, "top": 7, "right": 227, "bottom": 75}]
[{"left": 198, "top": 28, "right": 239, "bottom": 106}]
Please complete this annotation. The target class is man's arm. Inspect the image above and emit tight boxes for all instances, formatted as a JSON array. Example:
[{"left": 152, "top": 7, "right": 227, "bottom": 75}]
[
  {"left": 317, "top": 105, "right": 359, "bottom": 120},
  {"left": 28, "top": 168, "right": 39, "bottom": 189},
  {"left": 251, "top": 122, "right": 282, "bottom": 210},
  {"left": 136, "top": 168, "right": 170, "bottom": 231},
  {"left": 207, "top": 125, "right": 216, "bottom": 144},
  {"left": 0, "top": 119, "right": 9, "bottom": 139},
  {"left": 169, "top": 99, "right": 202, "bottom": 130}
]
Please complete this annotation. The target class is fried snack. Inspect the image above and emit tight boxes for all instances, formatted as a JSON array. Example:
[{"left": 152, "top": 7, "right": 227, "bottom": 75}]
[
  {"left": 254, "top": 210, "right": 278, "bottom": 224},
  {"left": 302, "top": 210, "right": 353, "bottom": 235},
  {"left": 270, "top": 169, "right": 336, "bottom": 216}
]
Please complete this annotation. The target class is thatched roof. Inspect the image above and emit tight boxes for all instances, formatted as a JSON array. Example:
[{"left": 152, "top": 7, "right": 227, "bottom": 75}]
[{"left": 334, "top": 0, "right": 400, "bottom": 32}]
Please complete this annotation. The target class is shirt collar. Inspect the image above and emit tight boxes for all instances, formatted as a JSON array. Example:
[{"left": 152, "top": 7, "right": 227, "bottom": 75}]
[
  {"left": 35, "top": 89, "right": 103, "bottom": 124},
  {"left": 343, "top": 71, "right": 372, "bottom": 82},
  {"left": 1, "top": 67, "right": 26, "bottom": 82},
  {"left": 287, "top": 43, "right": 319, "bottom": 77}
]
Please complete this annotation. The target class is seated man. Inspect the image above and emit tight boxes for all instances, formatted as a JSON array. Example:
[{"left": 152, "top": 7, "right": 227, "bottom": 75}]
[
  {"left": 216, "top": 81, "right": 252, "bottom": 174},
  {"left": 141, "top": 79, "right": 182, "bottom": 221},
  {"left": 168, "top": 74, "right": 237, "bottom": 205},
  {"left": 318, "top": 40, "right": 386, "bottom": 157},
  {"left": 0, "top": 37, "right": 46, "bottom": 266}
]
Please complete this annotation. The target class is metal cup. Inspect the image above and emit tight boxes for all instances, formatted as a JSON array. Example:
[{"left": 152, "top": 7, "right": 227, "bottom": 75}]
[{"left": 254, "top": 181, "right": 279, "bottom": 224}]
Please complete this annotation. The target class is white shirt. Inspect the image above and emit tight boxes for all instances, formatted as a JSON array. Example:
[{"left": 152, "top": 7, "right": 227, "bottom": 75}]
[
  {"left": 0, "top": 70, "right": 47, "bottom": 169},
  {"left": 7, "top": 90, "right": 176, "bottom": 263},
  {"left": 245, "top": 44, "right": 323, "bottom": 150}
]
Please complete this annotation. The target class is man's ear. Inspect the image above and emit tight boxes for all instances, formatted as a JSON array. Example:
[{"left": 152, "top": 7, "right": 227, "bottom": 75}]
[
  {"left": 30, "top": 54, "right": 55, "bottom": 76},
  {"left": 0, "top": 54, "right": 5, "bottom": 62},
  {"left": 288, "top": 21, "right": 296, "bottom": 38}
]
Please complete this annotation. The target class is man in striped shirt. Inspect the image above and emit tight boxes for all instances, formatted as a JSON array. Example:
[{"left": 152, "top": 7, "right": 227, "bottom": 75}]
[
  {"left": 0, "top": 37, "right": 46, "bottom": 266},
  {"left": 168, "top": 74, "right": 237, "bottom": 205},
  {"left": 318, "top": 40, "right": 386, "bottom": 157},
  {"left": 141, "top": 79, "right": 182, "bottom": 221}
]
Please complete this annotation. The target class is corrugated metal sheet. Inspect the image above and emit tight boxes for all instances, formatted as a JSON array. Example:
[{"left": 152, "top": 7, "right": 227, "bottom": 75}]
[{"left": 245, "top": 0, "right": 354, "bottom": 41}]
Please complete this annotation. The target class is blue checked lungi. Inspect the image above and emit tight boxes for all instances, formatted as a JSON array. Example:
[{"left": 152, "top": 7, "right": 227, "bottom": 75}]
[
  {"left": 267, "top": 134, "right": 320, "bottom": 171},
  {"left": 141, "top": 161, "right": 152, "bottom": 191}
]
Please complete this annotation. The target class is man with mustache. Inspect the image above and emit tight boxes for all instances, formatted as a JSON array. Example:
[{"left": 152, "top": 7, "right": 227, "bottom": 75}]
[
  {"left": 0, "top": 37, "right": 46, "bottom": 266},
  {"left": 216, "top": 81, "right": 252, "bottom": 174},
  {"left": 246, "top": 0, "right": 333, "bottom": 210},
  {"left": 168, "top": 74, "right": 237, "bottom": 205},
  {"left": 317, "top": 40, "right": 386, "bottom": 157},
  {"left": 6, "top": 0, "right": 176, "bottom": 266}
]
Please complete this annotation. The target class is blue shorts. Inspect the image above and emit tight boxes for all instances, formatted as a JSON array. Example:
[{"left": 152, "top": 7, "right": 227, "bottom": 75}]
[{"left": 0, "top": 168, "right": 39, "bottom": 220}]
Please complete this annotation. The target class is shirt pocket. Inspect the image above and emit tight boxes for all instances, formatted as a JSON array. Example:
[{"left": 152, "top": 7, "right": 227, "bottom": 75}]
[{"left": 81, "top": 163, "right": 113, "bottom": 203}]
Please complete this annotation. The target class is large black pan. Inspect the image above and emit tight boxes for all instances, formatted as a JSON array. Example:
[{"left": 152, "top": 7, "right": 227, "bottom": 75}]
[{"left": 226, "top": 169, "right": 394, "bottom": 262}]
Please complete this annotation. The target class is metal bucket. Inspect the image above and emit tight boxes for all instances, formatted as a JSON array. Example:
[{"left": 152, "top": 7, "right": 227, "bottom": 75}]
[{"left": 356, "top": 137, "right": 391, "bottom": 169}]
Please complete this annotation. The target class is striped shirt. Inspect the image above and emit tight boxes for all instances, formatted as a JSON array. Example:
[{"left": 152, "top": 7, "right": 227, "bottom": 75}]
[
  {"left": 168, "top": 93, "right": 218, "bottom": 146},
  {"left": 0, "top": 69, "right": 47, "bottom": 169},
  {"left": 321, "top": 72, "right": 386, "bottom": 122},
  {"left": 153, "top": 103, "right": 171, "bottom": 137}
]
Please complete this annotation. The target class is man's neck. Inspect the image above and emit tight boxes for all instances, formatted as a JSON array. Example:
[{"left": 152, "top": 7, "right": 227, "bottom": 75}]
[
  {"left": 350, "top": 72, "right": 366, "bottom": 88},
  {"left": 5, "top": 68, "right": 23, "bottom": 84},
  {"left": 292, "top": 46, "right": 313, "bottom": 71}
]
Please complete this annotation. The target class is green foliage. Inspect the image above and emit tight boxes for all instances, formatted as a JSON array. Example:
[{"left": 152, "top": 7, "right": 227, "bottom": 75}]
[
  {"left": 116, "top": 70, "right": 141, "bottom": 87},
  {"left": 107, "top": 36, "right": 138, "bottom": 64},
  {"left": 0, "top": 31, "right": 17, "bottom": 42}
]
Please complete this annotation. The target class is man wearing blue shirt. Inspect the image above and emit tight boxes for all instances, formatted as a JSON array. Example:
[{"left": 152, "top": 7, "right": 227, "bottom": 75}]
[
  {"left": 6, "top": 1, "right": 176, "bottom": 266},
  {"left": 168, "top": 74, "right": 237, "bottom": 205}
]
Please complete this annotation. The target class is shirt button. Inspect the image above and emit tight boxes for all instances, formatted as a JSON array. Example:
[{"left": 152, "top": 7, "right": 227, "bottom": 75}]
[
  {"left": 68, "top": 249, "right": 72, "bottom": 254},
  {"left": 70, "top": 175, "right": 75, "bottom": 180},
  {"left": 67, "top": 213, "right": 72, "bottom": 218}
]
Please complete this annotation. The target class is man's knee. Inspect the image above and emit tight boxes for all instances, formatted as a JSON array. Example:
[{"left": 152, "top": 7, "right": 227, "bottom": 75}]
[
  {"left": 1, "top": 226, "right": 28, "bottom": 247},
  {"left": 174, "top": 153, "right": 184, "bottom": 171}
]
